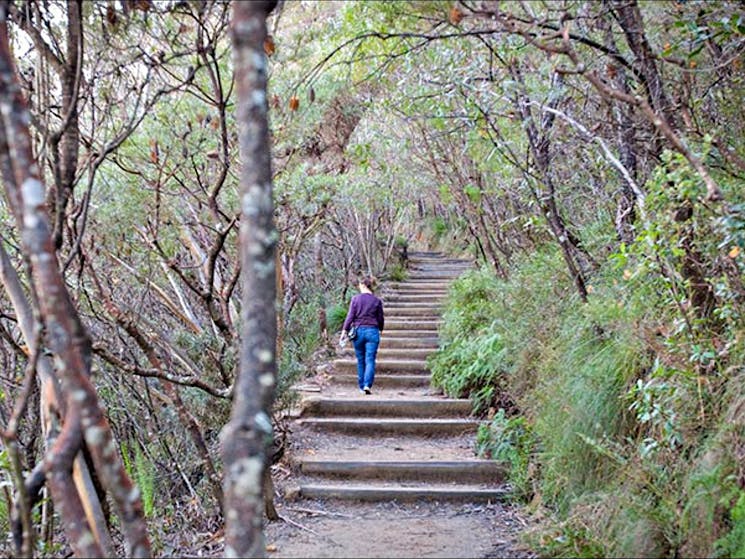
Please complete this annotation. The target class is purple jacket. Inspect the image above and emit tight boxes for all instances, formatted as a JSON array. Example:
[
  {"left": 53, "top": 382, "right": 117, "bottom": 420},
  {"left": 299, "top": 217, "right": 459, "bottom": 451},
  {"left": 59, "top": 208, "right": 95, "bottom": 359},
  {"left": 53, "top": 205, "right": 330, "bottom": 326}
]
[{"left": 343, "top": 293, "right": 384, "bottom": 332}]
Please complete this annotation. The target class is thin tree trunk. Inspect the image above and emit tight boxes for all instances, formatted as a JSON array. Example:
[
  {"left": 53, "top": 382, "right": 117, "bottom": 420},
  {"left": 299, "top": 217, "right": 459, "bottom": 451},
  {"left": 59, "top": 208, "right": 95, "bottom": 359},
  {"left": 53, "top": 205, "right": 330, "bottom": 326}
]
[
  {"left": 0, "top": 6, "right": 151, "bottom": 556},
  {"left": 314, "top": 231, "right": 328, "bottom": 346},
  {"left": 222, "top": 1, "right": 278, "bottom": 557},
  {"left": 602, "top": 1, "right": 639, "bottom": 244},
  {"left": 51, "top": 0, "right": 82, "bottom": 250},
  {"left": 510, "top": 63, "right": 589, "bottom": 301}
]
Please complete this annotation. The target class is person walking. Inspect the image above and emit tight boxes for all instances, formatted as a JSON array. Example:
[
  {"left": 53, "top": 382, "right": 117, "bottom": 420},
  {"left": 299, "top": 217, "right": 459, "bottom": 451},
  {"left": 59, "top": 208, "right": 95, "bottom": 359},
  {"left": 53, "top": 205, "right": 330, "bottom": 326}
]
[{"left": 341, "top": 276, "right": 385, "bottom": 395}]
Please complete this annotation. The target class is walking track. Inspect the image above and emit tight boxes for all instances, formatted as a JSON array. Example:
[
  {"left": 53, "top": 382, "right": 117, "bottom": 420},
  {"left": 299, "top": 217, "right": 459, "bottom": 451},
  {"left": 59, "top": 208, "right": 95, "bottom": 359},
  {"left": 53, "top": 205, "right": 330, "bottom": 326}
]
[{"left": 264, "top": 252, "right": 534, "bottom": 558}]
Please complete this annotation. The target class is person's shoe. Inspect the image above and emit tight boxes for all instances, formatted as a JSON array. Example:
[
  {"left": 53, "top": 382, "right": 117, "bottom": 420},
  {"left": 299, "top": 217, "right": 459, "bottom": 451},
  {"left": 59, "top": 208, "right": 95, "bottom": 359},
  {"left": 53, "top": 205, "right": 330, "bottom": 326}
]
[
  {"left": 359, "top": 389, "right": 365, "bottom": 394},
  {"left": 363, "top": 386, "right": 372, "bottom": 395}
]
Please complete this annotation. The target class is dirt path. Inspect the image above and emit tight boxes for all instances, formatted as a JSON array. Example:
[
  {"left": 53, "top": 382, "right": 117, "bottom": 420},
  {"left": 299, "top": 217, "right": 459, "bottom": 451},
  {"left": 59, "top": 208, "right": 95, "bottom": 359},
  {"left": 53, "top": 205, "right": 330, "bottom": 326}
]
[
  {"left": 263, "top": 497, "right": 534, "bottom": 558},
  {"left": 262, "top": 252, "right": 536, "bottom": 558}
]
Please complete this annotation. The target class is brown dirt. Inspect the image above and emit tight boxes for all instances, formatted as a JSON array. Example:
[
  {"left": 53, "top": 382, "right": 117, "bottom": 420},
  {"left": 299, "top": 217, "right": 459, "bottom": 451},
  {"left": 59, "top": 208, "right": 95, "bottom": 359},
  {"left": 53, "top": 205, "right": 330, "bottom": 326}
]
[{"left": 263, "top": 487, "right": 537, "bottom": 559}]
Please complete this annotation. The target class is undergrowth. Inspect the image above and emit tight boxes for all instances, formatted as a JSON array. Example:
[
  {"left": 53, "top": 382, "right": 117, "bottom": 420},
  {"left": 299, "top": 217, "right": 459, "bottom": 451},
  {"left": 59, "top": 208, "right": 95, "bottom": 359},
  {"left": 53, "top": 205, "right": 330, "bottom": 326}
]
[{"left": 431, "top": 153, "right": 745, "bottom": 557}]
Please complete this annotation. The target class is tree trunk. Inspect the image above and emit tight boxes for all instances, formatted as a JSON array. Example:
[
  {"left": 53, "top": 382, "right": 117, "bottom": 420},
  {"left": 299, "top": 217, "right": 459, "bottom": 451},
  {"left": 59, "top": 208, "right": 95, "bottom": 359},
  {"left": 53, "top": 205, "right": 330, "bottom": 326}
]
[
  {"left": 52, "top": 0, "right": 82, "bottom": 250},
  {"left": 0, "top": 5, "right": 150, "bottom": 556},
  {"left": 314, "top": 231, "right": 328, "bottom": 346},
  {"left": 611, "top": 0, "right": 677, "bottom": 130},
  {"left": 510, "top": 63, "right": 589, "bottom": 302},
  {"left": 221, "top": 1, "right": 278, "bottom": 557},
  {"left": 601, "top": 2, "right": 639, "bottom": 244}
]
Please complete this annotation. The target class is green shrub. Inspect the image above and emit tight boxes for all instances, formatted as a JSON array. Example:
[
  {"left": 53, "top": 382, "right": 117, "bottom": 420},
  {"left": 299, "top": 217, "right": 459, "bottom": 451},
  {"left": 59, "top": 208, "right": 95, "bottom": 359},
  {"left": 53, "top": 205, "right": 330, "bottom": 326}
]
[
  {"left": 426, "top": 152, "right": 745, "bottom": 557},
  {"left": 429, "top": 267, "right": 508, "bottom": 413},
  {"left": 121, "top": 441, "right": 156, "bottom": 517},
  {"left": 430, "top": 249, "right": 569, "bottom": 413},
  {"left": 326, "top": 301, "right": 349, "bottom": 334},
  {"left": 277, "top": 299, "right": 325, "bottom": 410},
  {"left": 716, "top": 491, "right": 745, "bottom": 558},
  {"left": 533, "top": 305, "right": 649, "bottom": 510},
  {"left": 476, "top": 408, "right": 536, "bottom": 499},
  {"left": 386, "top": 262, "right": 408, "bottom": 282}
]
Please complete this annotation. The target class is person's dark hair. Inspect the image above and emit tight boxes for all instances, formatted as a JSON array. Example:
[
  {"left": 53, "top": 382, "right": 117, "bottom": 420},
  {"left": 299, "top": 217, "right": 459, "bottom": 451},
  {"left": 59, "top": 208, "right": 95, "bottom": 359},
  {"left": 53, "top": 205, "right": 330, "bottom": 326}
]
[{"left": 358, "top": 275, "right": 377, "bottom": 292}]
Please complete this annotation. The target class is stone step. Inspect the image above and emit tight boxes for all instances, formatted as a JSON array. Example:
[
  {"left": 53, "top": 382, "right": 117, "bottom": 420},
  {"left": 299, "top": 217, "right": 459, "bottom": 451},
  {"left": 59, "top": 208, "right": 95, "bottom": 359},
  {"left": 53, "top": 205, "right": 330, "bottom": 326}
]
[
  {"left": 407, "top": 273, "right": 467, "bottom": 279},
  {"left": 384, "top": 291, "right": 447, "bottom": 298},
  {"left": 382, "top": 330, "right": 439, "bottom": 340},
  {"left": 297, "top": 483, "right": 508, "bottom": 503},
  {"left": 383, "top": 297, "right": 446, "bottom": 306},
  {"left": 385, "top": 320, "right": 442, "bottom": 331},
  {"left": 385, "top": 302, "right": 444, "bottom": 309},
  {"left": 386, "top": 317, "right": 441, "bottom": 324},
  {"left": 378, "top": 338, "right": 439, "bottom": 349},
  {"left": 387, "top": 284, "right": 450, "bottom": 290},
  {"left": 381, "top": 301, "right": 443, "bottom": 309},
  {"left": 330, "top": 374, "right": 431, "bottom": 388},
  {"left": 299, "top": 460, "right": 506, "bottom": 483},
  {"left": 388, "top": 282, "right": 451, "bottom": 290},
  {"left": 394, "top": 281, "right": 452, "bottom": 288},
  {"left": 333, "top": 358, "right": 429, "bottom": 374},
  {"left": 378, "top": 348, "right": 434, "bottom": 359},
  {"left": 385, "top": 308, "right": 443, "bottom": 317},
  {"left": 408, "top": 254, "right": 471, "bottom": 262},
  {"left": 340, "top": 348, "right": 433, "bottom": 360},
  {"left": 300, "top": 398, "right": 472, "bottom": 418},
  {"left": 409, "top": 265, "right": 472, "bottom": 272},
  {"left": 297, "top": 417, "right": 479, "bottom": 435},
  {"left": 386, "top": 293, "right": 448, "bottom": 300},
  {"left": 384, "top": 328, "right": 440, "bottom": 336},
  {"left": 405, "top": 270, "right": 467, "bottom": 274}
]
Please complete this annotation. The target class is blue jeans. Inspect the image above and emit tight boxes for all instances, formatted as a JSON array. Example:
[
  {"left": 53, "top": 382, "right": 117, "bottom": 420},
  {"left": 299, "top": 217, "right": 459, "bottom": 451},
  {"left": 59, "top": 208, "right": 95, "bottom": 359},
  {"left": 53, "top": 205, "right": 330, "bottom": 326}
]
[{"left": 352, "top": 326, "right": 380, "bottom": 390}]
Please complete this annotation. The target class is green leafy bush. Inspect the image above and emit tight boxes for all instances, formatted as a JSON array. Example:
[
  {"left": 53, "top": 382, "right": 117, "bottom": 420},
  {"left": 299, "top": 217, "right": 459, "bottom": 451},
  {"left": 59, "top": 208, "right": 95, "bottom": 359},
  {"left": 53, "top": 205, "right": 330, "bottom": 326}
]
[
  {"left": 429, "top": 267, "right": 508, "bottom": 413},
  {"left": 121, "top": 441, "right": 156, "bottom": 517},
  {"left": 326, "top": 301, "right": 349, "bottom": 334},
  {"left": 386, "top": 262, "right": 408, "bottom": 282},
  {"left": 716, "top": 491, "right": 745, "bottom": 558},
  {"left": 476, "top": 409, "right": 536, "bottom": 499}
]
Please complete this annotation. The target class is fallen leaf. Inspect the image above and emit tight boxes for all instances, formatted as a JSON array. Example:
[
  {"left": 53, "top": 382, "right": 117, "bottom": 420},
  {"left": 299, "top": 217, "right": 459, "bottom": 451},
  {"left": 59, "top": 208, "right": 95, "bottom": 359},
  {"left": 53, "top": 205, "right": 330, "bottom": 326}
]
[{"left": 729, "top": 246, "right": 740, "bottom": 259}]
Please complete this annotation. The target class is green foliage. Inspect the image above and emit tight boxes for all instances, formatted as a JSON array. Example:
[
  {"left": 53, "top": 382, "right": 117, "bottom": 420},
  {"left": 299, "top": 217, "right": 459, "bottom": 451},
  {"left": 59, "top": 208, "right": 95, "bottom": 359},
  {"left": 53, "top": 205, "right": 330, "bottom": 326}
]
[
  {"left": 386, "top": 262, "right": 408, "bottom": 282},
  {"left": 426, "top": 147, "right": 745, "bottom": 558},
  {"left": 429, "top": 267, "right": 508, "bottom": 413},
  {"left": 530, "top": 520, "right": 607, "bottom": 559},
  {"left": 431, "top": 216, "right": 448, "bottom": 240},
  {"left": 0, "top": 450, "right": 9, "bottom": 536},
  {"left": 277, "top": 299, "right": 324, "bottom": 410},
  {"left": 625, "top": 362, "right": 684, "bottom": 457},
  {"left": 394, "top": 235, "right": 408, "bottom": 249},
  {"left": 476, "top": 409, "right": 535, "bottom": 499},
  {"left": 534, "top": 302, "right": 647, "bottom": 509},
  {"left": 121, "top": 441, "right": 156, "bottom": 517},
  {"left": 326, "top": 300, "right": 350, "bottom": 335},
  {"left": 716, "top": 491, "right": 745, "bottom": 558}
]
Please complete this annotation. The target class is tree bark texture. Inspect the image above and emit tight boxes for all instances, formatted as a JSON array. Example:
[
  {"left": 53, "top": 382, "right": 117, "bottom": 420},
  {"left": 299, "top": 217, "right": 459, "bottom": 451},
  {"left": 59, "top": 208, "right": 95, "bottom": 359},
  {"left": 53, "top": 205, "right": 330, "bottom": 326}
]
[
  {"left": 52, "top": 0, "right": 82, "bottom": 250},
  {"left": 221, "top": 1, "right": 278, "bottom": 557},
  {"left": 600, "top": 2, "right": 639, "bottom": 244},
  {"left": 610, "top": 0, "right": 677, "bottom": 130},
  {"left": 0, "top": 3, "right": 150, "bottom": 556},
  {"left": 509, "top": 64, "right": 589, "bottom": 302}
]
